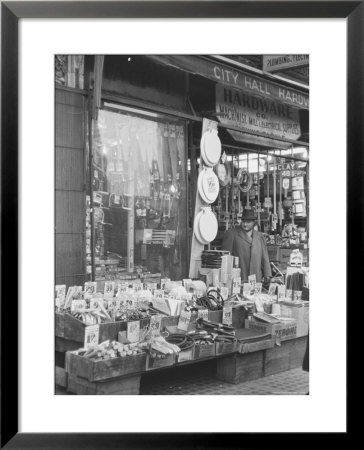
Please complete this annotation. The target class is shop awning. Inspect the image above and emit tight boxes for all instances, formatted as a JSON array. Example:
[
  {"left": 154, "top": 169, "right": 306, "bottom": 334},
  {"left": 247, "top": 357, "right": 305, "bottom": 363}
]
[{"left": 147, "top": 55, "right": 309, "bottom": 110}]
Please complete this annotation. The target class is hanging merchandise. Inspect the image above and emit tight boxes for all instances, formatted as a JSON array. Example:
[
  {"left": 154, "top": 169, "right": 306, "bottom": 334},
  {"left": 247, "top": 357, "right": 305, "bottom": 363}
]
[
  {"left": 214, "top": 160, "right": 231, "bottom": 187},
  {"left": 197, "top": 167, "right": 219, "bottom": 204},
  {"left": 194, "top": 207, "right": 218, "bottom": 245},
  {"left": 237, "top": 168, "right": 253, "bottom": 193},
  {"left": 200, "top": 128, "right": 222, "bottom": 167}
]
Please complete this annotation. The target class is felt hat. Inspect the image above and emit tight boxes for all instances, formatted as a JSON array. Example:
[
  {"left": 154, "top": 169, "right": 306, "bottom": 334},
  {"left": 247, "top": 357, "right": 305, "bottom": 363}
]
[{"left": 241, "top": 208, "right": 257, "bottom": 221}]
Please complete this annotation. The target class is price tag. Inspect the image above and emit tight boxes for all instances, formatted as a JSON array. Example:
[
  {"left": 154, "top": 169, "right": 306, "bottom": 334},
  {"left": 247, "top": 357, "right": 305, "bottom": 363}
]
[
  {"left": 222, "top": 306, "right": 233, "bottom": 325},
  {"left": 127, "top": 321, "right": 140, "bottom": 343},
  {"left": 84, "top": 282, "right": 97, "bottom": 299},
  {"left": 198, "top": 309, "right": 209, "bottom": 321},
  {"left": 150, "top": 315, "right": 162, "bottom": 337},
  {"left": 55, "top": 285, "right": 66, "bottom": 308},
  {"left": 248, "top": 274, "right": 256, "bottom": 288},
  {"left": 220, "top": 287, "right": 229, "bottom": 301},
  {"left": 177, "top": 310, "right": 191, "bottom": 332},
  {"left": 243, "top": 283, "right": 252, "bottom": 297},
  {"left": 147, "top": 282, "right": 157, "bottom": 293},
  {"left": 89, "top": 298, "right": 100, "bottom": 310},
  {"left": 104, "top": 281, "right": 115, "bottom": 299},
  {"left": 254, "top": 297, "right": 265, "bottom": 313},
  {"left": 232, "top": 277, "right": 241, "bottom": 294},
  {"left": 84, "top": 325, "right": 99, "bottom": 349},
  {"left": 118, "top": 294, "right": 127, "bottom": 308},
  {"left": 132, "top": 281, "right": 143, "bottom": 292},
  {"left": 154, "top": 290, "right": 164, "bottom": 300},
  {"left": 117, "top": 282, "right": 129, "bottom": 295},
  {"left": 71, "top": 300, "right": 86, "bottom": 312},
  {"left": 277, "top": 285, "right": 286, "bottom": 302},
  {"left": 160, "top": 278, "right": 170, "bottom": 290},
  {"left": 254, "top": 282, "right": 262, "bottom": 294},
  {"left": 126, "top": 294, "right": 138, "bottom": 307},
  {"left": 268, "top": 283, "right": 278, "bottom": 296},
  {"left": 114, "top": 195, "right": 120, "bottom": 204},
  {"left": 107, "top": 299, "right": 118, "bottom": 311},
  {"left": 264, "top": 197, "right": 272, "bottom": 208}
]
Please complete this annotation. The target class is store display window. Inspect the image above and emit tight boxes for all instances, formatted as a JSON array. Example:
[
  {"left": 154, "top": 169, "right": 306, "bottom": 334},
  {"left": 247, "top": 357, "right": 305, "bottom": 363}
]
[{"left": 86, "top": 105, "right": 188, "bottom": 282}]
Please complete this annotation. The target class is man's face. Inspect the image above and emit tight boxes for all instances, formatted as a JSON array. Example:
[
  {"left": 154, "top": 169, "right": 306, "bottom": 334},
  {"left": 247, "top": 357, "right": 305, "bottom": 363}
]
[{"left": 241, "top": 219, "right": 255, "bottom": 233}]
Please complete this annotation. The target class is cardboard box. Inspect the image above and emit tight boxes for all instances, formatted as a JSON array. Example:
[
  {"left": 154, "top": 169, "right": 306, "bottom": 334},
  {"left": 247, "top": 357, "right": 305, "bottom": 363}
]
[
  {"left": 176, "top": 347, "right": 194, "bottom": 363},
  {"left": 244, "top": 318, "right": 297, "bottom": 342},
  {"left": 279, "top": 303, "right": 309, "bottom": 337},
  {"left": 193, "top": 342, "right": 215, "bottom": 360},
  {"left": 146, "top": 352, "right": 174, "bottom": 370}
]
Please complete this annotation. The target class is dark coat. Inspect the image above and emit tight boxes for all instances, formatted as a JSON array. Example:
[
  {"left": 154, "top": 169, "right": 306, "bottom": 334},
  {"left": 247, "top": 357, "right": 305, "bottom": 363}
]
[{"left": 222, "top": 227, "right": 272, "bottom": 282}]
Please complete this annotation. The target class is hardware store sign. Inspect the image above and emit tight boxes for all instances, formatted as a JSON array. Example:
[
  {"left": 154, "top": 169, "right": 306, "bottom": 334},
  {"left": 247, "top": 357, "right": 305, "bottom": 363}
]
[{"left": 216, "top": 85, "right": 301, "bottom": 142}]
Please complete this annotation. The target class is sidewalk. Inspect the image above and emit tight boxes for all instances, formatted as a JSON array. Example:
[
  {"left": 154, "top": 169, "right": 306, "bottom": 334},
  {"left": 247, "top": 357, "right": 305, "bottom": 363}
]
[{"left": 140, "top": 367, "right": 309, "bottom": 395}]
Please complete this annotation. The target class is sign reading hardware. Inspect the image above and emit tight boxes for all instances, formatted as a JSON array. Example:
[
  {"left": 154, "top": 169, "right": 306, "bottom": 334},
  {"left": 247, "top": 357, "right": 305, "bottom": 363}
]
[
  {"left": 216, "top": 85, "right": 301, "bottom": 143},
  {"left": 263, "top": 55, "right": 309, "bottom": 72},
  {"left": 148, "top": 56, "right": 309, "bottom": 109}
]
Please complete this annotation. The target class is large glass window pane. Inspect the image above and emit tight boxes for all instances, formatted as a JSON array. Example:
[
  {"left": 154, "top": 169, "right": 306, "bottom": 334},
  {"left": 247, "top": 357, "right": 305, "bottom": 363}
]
[{"left": 86, "top": 107, "right": 188, "bottom": 283}]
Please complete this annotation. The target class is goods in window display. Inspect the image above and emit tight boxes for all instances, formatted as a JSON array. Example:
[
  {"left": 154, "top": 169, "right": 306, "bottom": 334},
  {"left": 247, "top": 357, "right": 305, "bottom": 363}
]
[{"left": 193, "top": 207, "right": 218, "bottom": 244}]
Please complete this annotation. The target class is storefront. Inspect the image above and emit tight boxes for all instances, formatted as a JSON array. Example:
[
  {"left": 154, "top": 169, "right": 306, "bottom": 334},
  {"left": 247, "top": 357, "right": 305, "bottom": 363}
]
[{"left": 55, "top": 55, "right": 309, "bottom": 395}]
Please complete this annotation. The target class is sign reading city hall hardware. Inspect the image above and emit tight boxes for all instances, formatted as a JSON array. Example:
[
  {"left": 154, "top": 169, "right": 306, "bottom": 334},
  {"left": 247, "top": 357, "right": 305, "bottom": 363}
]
[
  {"left": 148, "top": 56, "right": 309, "bottom": 110},
  {"left": 216, "top": 85, "right": 301, "bottom": 145}
]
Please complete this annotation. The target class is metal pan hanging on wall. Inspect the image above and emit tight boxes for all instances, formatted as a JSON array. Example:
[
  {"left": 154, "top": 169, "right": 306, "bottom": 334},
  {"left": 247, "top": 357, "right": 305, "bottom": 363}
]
[
  {"left": 237, "top": 168, "right": 253, "bottom": 193},
  {"left": 197, "top": 167, "right": 219, "bottom": 204},
  {"left": 194, "top": 210, "right": 210, "bottom": 245},
  {"left": 200, "top": 129, "right": 222, "bottom": 167},
  {"left": 194, "top": 208, "right": 218, "bottom": 244},
  {"left": 213, "top": 160, "right": 231, "bottom": 187}
]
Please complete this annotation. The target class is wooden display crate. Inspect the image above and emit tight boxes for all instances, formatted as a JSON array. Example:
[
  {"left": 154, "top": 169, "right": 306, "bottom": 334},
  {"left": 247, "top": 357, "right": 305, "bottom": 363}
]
[
  {"left": 245, "top": 319, "right": 297, "bottom": 342},
  {"left": 65, "top": 351, "right": 146, "bottom": 382},
  {"left": 216, "top": 351, "right": 264, "bottom": 384},
  {"left": 146, "top": 353, "right": 175, "bottom": 370},
  {"left": 176, "top": 346, "right": 194, "bottom": 363},
  {"left": 56, "top": 312, "right": 151, "bottom": 344},
  {"left": 238, "top": 338, "right": 275, "bottom": 354},
  {"left": 193, "top": 343, "right": 215, "bottom": 360},
  {"left": 215, "top": 340, "right": 238, "bottom": 356},
  {"left": 67, "top": 374, "right": 141, "bottom": 395}
]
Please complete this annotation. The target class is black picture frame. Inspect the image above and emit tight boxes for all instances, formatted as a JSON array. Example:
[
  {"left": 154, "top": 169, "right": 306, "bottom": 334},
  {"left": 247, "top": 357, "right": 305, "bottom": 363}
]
[{"left": 1, "top": 1, "right": 357, "bottom": 447}]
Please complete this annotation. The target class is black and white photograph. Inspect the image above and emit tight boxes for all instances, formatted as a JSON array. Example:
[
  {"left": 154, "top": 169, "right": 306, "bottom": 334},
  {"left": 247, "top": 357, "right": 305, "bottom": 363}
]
[{"left": 54, "top": 54, "right": 310, "bottom": 396}]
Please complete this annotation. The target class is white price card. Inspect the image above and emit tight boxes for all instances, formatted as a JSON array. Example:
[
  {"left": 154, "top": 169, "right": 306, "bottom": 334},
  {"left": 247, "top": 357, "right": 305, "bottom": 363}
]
[
  {"left": 264, "top": 197, "right": 272, "bottom": 208},
  {"left": 146, "top": 282, "right": 158, "bottom": 293},
  {"left": 71, "top": 300, "right": 86, "bottom": 312},
  {"left": 243, "top": 283, "right": 252, "bottom": 296},
  {"left": 84, "top": 325, "right": 99, "bottom": 349},
  {"left": 154, "top": 290, "right": 164, "bottom": 300},
  {"left": 55, "top": 285, "right": 66, "bottom": 308},
  {"left": 150, "top": 315, "right": 162, "bottom": 337},
  {"left": 132, "top": 281, "right": 143, "bottom": 292},
  {"left": 160, "top": 278, "right": 170, "bottom": 290},
  {"left": 222, "top": 306, "right": 233, "bottom": 325},
  {"left": 107, "top": 299, "right": 118, "bottom": 311},
  {"left": 232, "top": 277, "right": 241, "bottom": 294},
  {"left": 278, "top": 285, "right": 286, "bottom": 302},
  {"left": 177, "top": 310, "right": 191, "bottom": 332},
  {"left": 117, "top": 282, "right": 129, "bottom": 295},
  {"left": 84, "top": 282, "right": 97, "bottom": 299},
  {"left": 248, "top": 274, "right": 256, "bottom": 289},
  {"left": 220, "top": 287, "right": 229, "bottom": 300},
  {"left": 89, "top": 298, "right": 100, "bottom": 310},
  {"left": 104, "top": 281, "right": 115, "bottom": 298},
  {"left": 254, "top": 282, "right": 262, "bottom": 294},
  {"left": 268, "top": 283, "right": 278, "bottom": 296},
  {"left": 254, "top": 297, "right": 265, "bottom": 313},
  {"left": 198, "top": 309, "right": 209, "bottom": 321},
  {"left": 127, "top": 321, "right": 140, "bottom": 343}
]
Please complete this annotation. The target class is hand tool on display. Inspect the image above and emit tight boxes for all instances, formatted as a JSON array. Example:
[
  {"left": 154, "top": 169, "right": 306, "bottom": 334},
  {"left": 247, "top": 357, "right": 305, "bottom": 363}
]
[
  {"left": 196, "top": 317, "right": 235, "bottom": 336},
  {"left": 279, "top": 156, "right": 283, "bottom": 227},
  {"left": 246, "top": 154, "right": 250, "bottom": 209},
  {"left": 257, "top": 154, "right": 261, "bottom": 228}
]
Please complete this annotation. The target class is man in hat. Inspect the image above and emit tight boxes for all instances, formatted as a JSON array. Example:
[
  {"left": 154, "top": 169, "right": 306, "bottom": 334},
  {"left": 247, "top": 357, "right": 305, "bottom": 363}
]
[{"left": 222, "top": 208, "right": 272, "bottom": 283}]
